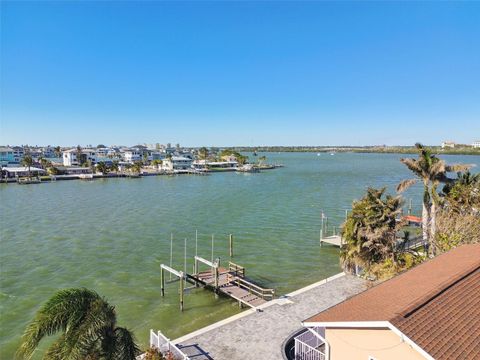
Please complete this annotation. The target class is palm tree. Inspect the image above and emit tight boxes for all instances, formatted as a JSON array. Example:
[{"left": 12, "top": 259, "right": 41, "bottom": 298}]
[
  {"left": 340, "top": 187, "right": 403, "bottom": 275},
  {"left": 76, "top": 145, "right": 83, "bottom": 166},
  {"left": 17, "top": 288, "right": 139, "bottom": 360},
  {"left": 21, "top": 155, "right": 34, "bottom": 179},
  {"left": 258, "top": 155, "right": 267, "bottom": 166},
  {"left": 198, "top": 147, "right": 208, "bottom": 160},
  {"left": 39, "top": 157, "right": 51, "bottom": 170},
  {"left": 152, "top": 159, "right": 162, "bottom": 171},
  {"left": 132, "top": 161, "right": 143, "bottom": 175},
  {"left": 441, "top": 171, "right": 480, "bottom": 215},
  {"left": 54, "top": 146, "right": 62, "bottom": 158},
  {"left": 96, "top": 161, "right": 109, "bottom": 175},
  {"left": 110, "top": 161, "right": 119, "bottom": 173},
  {"left": 396, "top": 143, "right": 470, "bottom": 255}
]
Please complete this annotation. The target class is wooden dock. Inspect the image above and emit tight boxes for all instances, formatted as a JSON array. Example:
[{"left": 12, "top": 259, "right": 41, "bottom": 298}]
[
  {"left": 191, "top": 262, "right": 275, "bottom": 308},
  {"left": 161, "top": 257, "right": 275, "bottom": 310}
]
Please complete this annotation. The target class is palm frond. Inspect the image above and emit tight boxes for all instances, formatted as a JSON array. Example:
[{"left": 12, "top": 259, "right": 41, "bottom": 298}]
[
  {"left": 396, "top": 179, "right": 417, "bottom": 193},
  {"left": 112, "top": 327, "right": 140, "bottom": 360},
  {"left": 445, "top": 163, "right": 473, "bottom": 173}
]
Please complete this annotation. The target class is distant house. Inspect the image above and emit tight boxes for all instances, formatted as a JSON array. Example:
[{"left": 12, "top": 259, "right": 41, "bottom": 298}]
[
  {"left": 55, "top": 166, "right": 91, "bottom": 175},
  {"left": 0, "top": 147, "right": 15, "bottom": 166},
  {"left": 123, "top": 149, "right": 141, "bottom": 163},
  {"left": 12, "top": 146, "right": 25, "bottom": 163},
  {"left": 63, "top": 149, "right": 97, "bottom": 166},
  {"left": 1, "top": 166, "right": 46, "bottom": 178},
  {"left": 162, "top": 156, "right": 192, "bottom": 171},
  {"left": 293, "top": 244, "right": 480, "bottom": 360},
  {"left": 192, "top": 160, "right": 238, "bottom": 170},
  {"left": 472, "top": 140, "right": 480, "bottom": 148},
  {"left": 441, "top": 141, "right": 455, "bottom": 149}
]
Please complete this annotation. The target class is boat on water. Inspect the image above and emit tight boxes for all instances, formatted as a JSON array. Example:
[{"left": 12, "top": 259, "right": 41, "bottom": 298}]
[{"left": 236, "top": 164, "right": 259, "bottom": 173}]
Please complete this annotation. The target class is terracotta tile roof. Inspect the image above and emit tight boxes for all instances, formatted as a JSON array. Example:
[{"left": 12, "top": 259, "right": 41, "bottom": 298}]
[
  {"left": 393, "top": 269, "right": 480, "bottom": 360},
  {"left": 304, "top": 244, "right": 480, "bottom": 360}
]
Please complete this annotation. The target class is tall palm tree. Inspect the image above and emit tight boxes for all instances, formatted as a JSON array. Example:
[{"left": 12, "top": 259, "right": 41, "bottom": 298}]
[
  {"left": 198, "top": 147, "right": 208, "bottom": 160},
  {"left": 340, "top": 187, "right": 403, "bottom": 275},
  {"left": 39, "top": 157, "right": 51, "bottom": 170},
  {"left": 76, "top": 145, "right": 83, "bottom": 165},
  {"left": 21, "top": 155, "right": 34, "bottom": 179},
  {"left": 96, "top": 161, "right": 109, "bottom": 175},
  {"left": 152, "top": 159, "right": 162, "bottom": 171},
  {"left": 110, "top": 161, "right": 119, "bottom": 173},
  {"left": 54, "top": 146, "right": 62, "bottom": 158},
  {"left": 132, "top": 161, "right": 143, "bottom": 175},
  {"left": 17, "top": 288, "right": 139, "bottom": 360},
  {"left": 396, "top": 143, "right": 470, "bottom": 255}
]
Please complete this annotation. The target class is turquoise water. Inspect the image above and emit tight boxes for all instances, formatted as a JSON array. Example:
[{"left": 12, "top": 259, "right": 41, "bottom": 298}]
[{"left": 1, "top": 152, "right": 479, "bottom": 357}]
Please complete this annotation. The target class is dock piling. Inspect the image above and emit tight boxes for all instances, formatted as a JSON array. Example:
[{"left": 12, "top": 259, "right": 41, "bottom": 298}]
[
  {"left": 179, "top": 271, "right": 184, "bottom": 311},
  {"left": 229, "top": 234, "right": 233, "bottom": 257},
  {"left": 160, "top": 267, "right": 165, "bottom": 297}
]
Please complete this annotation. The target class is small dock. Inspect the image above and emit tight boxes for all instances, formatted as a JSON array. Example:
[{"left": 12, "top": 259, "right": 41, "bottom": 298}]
[
  {"left": 161, "top": 257, "right": 275, "bottom": 310},
  {"left": 320, "top": 235, "right": 344, "bottom": 247}
]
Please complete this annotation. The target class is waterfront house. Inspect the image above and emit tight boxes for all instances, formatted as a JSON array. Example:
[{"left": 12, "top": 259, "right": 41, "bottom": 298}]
[
  {"left": 63, "top": 149, "right": 97, "bottom": 166},
  {"left": 162, "top": 156, "right": 193, "bottom": 171},
  {"left": 2, "top": 166, "right": 46, "bottom": 178},
  {"left": 441, "top": 141, "right": 455, "bottom": 149},
  {"left": 294, "top": 244, "right": 480, "bottom": 360},
  {"left": 192, "top": 159, "right": 238, "bottom": 170},
  {"left": 55, "top": 166, "right": 92, "bottom": 175},
  {"left": 122, "top": 148, "right": 143, "bottom": 163},
  {"left": 472, "top": 140, "right": 480, "bottom": 148},
  {"left": 0, "top": 147, "right": 15, "bottom": 166},
  {"left": 12, "top": 146, "right": 25, "bottom": 163}
]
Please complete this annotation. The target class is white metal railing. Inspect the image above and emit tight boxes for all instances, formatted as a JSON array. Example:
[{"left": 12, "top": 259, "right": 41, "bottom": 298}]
[
  {"left": 294, "top": 328, "right": 326, "bottom": 360},
  {"left": 150, "top": 329, "right": 190, "bottom": 360}
]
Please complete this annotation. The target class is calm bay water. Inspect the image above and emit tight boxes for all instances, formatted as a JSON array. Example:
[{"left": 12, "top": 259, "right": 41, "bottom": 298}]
[{"left": 1, "top": 152, "right": 479, "bottom": 357}]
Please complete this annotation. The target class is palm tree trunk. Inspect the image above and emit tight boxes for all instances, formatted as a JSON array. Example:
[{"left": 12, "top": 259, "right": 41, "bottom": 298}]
[
  {"left": 430, "top": 201, "right": 437, "bottom": 256},
  {"left": 422, "top": 181, "right": 434, "bottom": 257}
]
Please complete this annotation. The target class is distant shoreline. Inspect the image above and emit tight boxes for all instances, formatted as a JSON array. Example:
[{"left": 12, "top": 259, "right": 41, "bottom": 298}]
[{"left": 231, "top": 146, "right": 480, "bottom": 156}]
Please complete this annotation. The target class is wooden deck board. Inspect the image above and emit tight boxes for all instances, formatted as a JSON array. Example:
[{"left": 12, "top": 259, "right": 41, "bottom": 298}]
[{"left": 190, "top": 267, "right": 270, "bottom": 308}]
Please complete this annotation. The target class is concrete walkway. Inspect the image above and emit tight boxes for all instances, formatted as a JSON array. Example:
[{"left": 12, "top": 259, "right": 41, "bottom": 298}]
[{"left": 174, "top": 273, "right": 367, "bottom": 359}]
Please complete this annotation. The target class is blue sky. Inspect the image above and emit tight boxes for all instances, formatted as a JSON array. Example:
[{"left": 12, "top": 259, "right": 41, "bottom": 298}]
[{"left": 1, "top": 1, "right": 479, "bottom": 147}]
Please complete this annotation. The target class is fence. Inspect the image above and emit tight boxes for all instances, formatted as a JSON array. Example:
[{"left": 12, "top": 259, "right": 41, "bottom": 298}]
[
  {"left": 294, "top": 328, "right": 326, "bottom": 360},
  {"left": 150, "top": 330, "right": 190, "bottom": 360}
]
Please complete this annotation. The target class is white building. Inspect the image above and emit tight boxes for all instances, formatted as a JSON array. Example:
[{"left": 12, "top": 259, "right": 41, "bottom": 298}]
[
  {"left": 162, "top": 156, "right": 193, "bottom": 171},
  {"left": 63, "top": 149, "right": 97, "bottom": 166},
  {"left": 472, "top": 140, "right": 480, "bottom": 148},
  {"left": 441, "top": 141, "right": 455, "bottom": 149},
  {"left": 123, "top": 149, "right": 142, "bottom": 163}
]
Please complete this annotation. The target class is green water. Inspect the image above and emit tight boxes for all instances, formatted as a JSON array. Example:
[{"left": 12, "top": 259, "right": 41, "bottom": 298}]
[{"left": 1, "top": 152, "right": 479, "bottom": 357}]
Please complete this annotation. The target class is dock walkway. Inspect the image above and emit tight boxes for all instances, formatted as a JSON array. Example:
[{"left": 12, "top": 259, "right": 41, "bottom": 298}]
[
  {"left": 161, "top": 258, "right": 275, "bottom": 310},
  {"left": 189, "top": 261, "right": 275, "bottom": 308}
]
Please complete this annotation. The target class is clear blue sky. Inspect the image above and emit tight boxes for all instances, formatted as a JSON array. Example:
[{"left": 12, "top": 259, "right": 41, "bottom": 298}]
[{"left": 1, "top": 1, "right": 479, "bottom": 147}]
